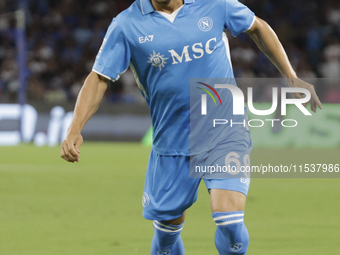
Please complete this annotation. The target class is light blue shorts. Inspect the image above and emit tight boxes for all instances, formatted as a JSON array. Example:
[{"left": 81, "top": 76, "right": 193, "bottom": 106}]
[{"left": 142, "top": 144, "right": 252, "bottom": 221}]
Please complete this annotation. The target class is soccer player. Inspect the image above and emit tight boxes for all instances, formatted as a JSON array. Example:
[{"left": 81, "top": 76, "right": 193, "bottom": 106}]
[{"left": 61, "top": 0, "right": 322, "bottom": 254}]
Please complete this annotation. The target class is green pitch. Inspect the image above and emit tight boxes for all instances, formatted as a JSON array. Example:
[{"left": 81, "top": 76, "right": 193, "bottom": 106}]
[{"left": 1, "top": 143, "right": 339, "bottom": 255}]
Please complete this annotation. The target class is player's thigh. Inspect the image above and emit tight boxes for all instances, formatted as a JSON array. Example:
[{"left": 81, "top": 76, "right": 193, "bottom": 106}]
[
  {"left": 164, "top": 211, "right": 187, "bottom": 225},
  {"left": 209, "top": 189, "right": 246, "bottom": 213},
  {"left": 201, "top": 143, "right": 252, "bottom": 213},
  {"left": 143, "top": 150, "right": 201, "bottom": 221}
]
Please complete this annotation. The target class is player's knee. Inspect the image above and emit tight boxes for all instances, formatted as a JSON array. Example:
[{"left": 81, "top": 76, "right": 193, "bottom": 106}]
[
  {"left": 163, "top": 211, "right": 186, "bottom": 225},
  {"left": 212, "top": 212, "right": 249, "bottom": 254},
  {"left": 152, "top": 220, "right": 184, "bottom": 241},
  {"left": 151, "top": 220, "right": 185, "bottom": 254}
]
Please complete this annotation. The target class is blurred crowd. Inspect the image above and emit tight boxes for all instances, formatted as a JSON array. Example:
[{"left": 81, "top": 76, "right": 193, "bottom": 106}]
[
  {"left": 0, "top": 0, "right": 340, "bottom": 104},
  {"left": 232, "top": 0, "right": 340, "bottom": 103}
]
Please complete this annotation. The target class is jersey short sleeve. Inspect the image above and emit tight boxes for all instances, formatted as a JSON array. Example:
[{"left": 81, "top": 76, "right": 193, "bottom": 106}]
[
  {"left": 224, "top": 0, "right": 255, "bottom": 37},
  {"left": 92, "top": 18, "right": 131, "bottom": 81}
]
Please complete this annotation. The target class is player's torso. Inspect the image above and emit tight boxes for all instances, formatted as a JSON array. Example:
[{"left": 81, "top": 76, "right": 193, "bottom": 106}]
[
  {"left": 120, "top": 1, "right": 233, "bottom": 102},
  {"left": 116, "top": 0, "right": 236, "bottom": 155}
]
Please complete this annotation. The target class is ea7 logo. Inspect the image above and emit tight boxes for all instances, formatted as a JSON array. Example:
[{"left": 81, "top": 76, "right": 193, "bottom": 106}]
[{"left": 139, "top": 35, "right": 154, "bottom": 43}]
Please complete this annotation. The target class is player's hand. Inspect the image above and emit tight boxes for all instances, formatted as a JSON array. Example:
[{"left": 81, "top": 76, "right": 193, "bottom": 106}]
[
  {"left": 287, "top": 78, "right": 323, "bottom": 113},
  {"left": 60, "top": 132, "right": 83, "bottom": 163}
]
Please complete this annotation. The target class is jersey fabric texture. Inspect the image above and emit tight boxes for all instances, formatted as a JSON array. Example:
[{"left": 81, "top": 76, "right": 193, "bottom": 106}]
[{"left": 93, "top": 0, "right": 255, "bottom": 156}]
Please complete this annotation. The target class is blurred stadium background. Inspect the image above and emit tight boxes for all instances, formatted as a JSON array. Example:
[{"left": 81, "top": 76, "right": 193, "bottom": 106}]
[{"left": 1, "top": 0, "right": 340, "bottom": 254}]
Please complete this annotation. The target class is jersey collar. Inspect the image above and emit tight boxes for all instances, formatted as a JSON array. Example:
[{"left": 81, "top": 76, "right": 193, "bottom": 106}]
[{"left": 140, "top": 0, "right": 195, "bottom": 15}]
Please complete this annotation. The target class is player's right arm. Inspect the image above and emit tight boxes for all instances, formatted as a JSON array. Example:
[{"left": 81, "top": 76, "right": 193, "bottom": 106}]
[
  {"left": 61, "top": 16, "right": 130, "bottom": 163},
  {"left": 60, "top": 71, "right": 108, "bottom": 163}
]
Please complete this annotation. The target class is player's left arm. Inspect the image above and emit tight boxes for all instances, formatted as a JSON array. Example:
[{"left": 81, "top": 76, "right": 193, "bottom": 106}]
[{"left": 245, "top": 17, "right": 323, "bottom": 113}]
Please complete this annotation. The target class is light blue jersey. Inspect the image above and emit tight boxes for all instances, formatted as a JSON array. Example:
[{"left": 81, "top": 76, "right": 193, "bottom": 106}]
[{"left": 93, "top": 0, "right": 255, "bottom": 156}]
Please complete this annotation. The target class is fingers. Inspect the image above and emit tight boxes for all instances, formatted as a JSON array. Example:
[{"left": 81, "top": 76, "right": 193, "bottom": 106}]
[
  {"left": 61, "top": 144, "right": 75, "bottom": 163},
  {"left": 60, "top": 137, "right": 82, "bottom": 163},
  {"left": 74, "top": 137, "right": 83, "bottom": 154},
  {"left": 309, "top": 88, "right": 323, "bottom": 113},
  {"left": 307, "top": 96, "right": 320, "bottom": 113},
  {"left": 311, "top": 98, "right": 316, "bottom": 113},
  {"left": 312, "top": 91, "right": 323, "bottom": 110},
  {"left": 294, "top": 93, "right": 303, "bottom": 99},
  {"left": 66, "top": 142, "right": 80, "bottom": 162},
  {"left": 293, "top": 79, "right": 323, "bottom": 113}
]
